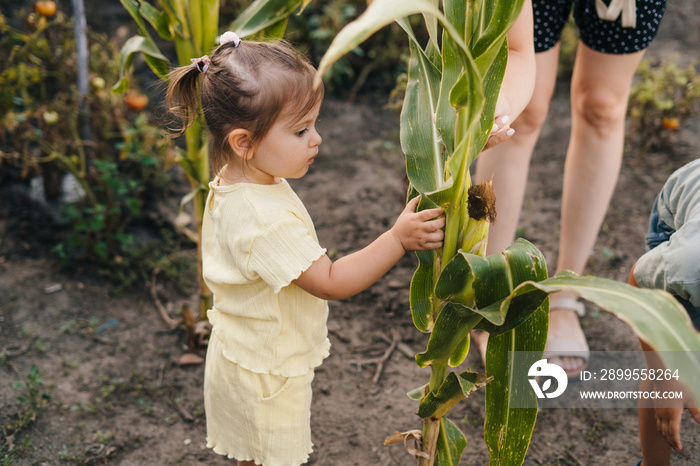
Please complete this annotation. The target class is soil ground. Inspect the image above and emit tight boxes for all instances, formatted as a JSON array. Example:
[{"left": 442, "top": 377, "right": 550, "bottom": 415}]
[{"left": 2, "top": 1, "right": 700, "bottom": 465}]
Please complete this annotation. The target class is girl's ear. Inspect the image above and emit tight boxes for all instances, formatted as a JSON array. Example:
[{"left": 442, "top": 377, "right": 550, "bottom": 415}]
[{"left": 227, "top": 129, "right": 253, "bottom": 159}]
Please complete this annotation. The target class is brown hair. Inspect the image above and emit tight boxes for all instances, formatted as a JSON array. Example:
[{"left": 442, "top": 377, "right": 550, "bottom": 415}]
[{"left": 166, "top": 39, "right": 324, "bottom": 175}]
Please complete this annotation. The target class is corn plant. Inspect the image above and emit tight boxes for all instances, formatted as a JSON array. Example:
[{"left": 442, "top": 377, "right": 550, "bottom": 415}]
[
  {"left": 316, "top": 1, "right": 700, "bottom": 464},
  {"left": 114, "top": 0, "right": 311, "bottom": 316}
]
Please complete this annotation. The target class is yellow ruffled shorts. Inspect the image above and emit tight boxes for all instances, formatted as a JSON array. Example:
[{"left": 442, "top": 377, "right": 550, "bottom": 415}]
[{"left": 204, "top": 331, "right": 315, "bottom": 466}]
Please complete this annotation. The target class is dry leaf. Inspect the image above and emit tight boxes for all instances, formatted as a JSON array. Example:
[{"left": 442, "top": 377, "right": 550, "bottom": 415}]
[{"left": 383, "top": 429, "right": 429, "bottom": 459}]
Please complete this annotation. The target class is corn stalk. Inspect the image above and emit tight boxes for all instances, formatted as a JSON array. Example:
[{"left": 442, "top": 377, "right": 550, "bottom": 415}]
[
  {"left": 113, "top": 0, "right": 310, "bottom": 317},
  {"left": 316, "top": 1, "right": 700, "bottom": 464}
]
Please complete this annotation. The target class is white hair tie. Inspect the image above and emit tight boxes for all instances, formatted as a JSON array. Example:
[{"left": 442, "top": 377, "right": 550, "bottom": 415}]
[
  {"left": 219, "top": 31, "right": 241, "bottom": 47},
  {"left": 190, "top": 55, "right": 211, "bottom": 73}
]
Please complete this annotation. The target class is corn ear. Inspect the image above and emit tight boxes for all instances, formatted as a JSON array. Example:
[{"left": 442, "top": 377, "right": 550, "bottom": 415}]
[
  {"left": 461, "top": 216, "right": 489, "bottom": 255},
  {"left": 460, "top": 180, "right": 496, "bottom": 255}
]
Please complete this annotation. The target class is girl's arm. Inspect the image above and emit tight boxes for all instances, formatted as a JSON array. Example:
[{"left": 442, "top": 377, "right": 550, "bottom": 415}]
[{"left": 293, "top": 196, "right": 444, "bottom": 300}]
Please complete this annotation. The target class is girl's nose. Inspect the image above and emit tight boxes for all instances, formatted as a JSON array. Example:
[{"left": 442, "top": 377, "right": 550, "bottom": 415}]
[{"left": 311, "top": 129, "right": 322, "bottom": 146}]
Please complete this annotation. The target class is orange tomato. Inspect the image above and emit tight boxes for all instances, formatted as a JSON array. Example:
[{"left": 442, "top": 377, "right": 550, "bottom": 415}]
[
  {"left": 35, "top": 0, "right": 57, "bottom": 17},
  {"left": 662, "top": 116, "right": 679, "bottom": 131},
  {"left": 124, "top": 91, "right": 149, "bottom": 111}
]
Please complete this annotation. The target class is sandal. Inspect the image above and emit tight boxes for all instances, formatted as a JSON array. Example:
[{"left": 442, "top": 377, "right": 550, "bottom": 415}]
[{"left": 543, "top": 295, "right": 590, "bottom": 380}]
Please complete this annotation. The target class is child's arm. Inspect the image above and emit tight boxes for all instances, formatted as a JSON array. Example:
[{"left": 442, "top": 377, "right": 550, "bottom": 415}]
[
  {"left": 630, "top": 262, "right": 700, "bottom": 452},
  {"left": 293, "top": 196, "right": 444, "bottom": 300},
  {"left": 638, "top": 337, "right": 688, "bottom": 452}
]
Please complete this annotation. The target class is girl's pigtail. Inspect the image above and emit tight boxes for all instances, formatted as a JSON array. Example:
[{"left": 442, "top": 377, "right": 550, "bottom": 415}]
[{"left": 165, "top": 62, "right": 206, "bottom": 137}]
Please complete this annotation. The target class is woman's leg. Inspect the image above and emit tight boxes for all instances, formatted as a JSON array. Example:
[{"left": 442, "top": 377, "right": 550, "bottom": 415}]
[{"left": 550, "top": 43, "right": 647, "bottom": 375}]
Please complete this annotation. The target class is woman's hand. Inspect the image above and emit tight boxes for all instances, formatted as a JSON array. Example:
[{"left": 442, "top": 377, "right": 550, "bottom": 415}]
[{"left": 484, "top": 100, "right": 515, "bottom": 151}]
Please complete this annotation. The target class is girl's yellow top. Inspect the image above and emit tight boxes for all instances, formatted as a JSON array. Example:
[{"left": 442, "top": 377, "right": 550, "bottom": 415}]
[{"left": 202, "top": 178, "right": 330, "bottom": 377}]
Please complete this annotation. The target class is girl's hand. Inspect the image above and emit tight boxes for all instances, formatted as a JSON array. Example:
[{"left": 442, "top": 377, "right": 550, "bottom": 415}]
[
  {"left": 390, "top": 196, "right": 445, "bottom": 252},
  {"left": 654, "top": 404, "right": 685, "bottom": 452},
  {"left": 652, "top": 377, "right": 700, "bottom": 452}
]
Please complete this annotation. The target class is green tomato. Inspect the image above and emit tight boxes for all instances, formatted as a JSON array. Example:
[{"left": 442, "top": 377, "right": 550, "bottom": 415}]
[{"left": 43, "top": 111, "right": 59, "bottom": 125}]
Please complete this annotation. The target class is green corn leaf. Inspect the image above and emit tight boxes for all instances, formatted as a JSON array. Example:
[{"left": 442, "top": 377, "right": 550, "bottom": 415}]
[
  {"left": 315, "top": 0, "right": 443, "bottom": 86},
  {"left": 395, "top": 17, "right": 441, "bottom": 69},
  {"left": 436, "top": 239, "right": 548, "bottom": 326},
  {"left": 409, "top": 189, "right": 442, "bottom": 332},
  {"left": 506, "top": 271, "right": 700, "bottom": 403},
  {"left": 408, "top": 383, "right": 428, "bottom": 401},
  {"left": 187, "top": 125, "right": 210, "bottom": 183},
  {"left": 422, "top": 0, "right": 440, "bottom": 51},
  {"left": 446, "top": 69, "right": 484, "bottom": 181},
  {"left": 394, "top": 18, "right": 446, "bottom": 202},
  {"left": 159, "top": 0, "right": 186, "bottom": 28},
  {"left": 143, "top": 52, "right": 172, "bottom": 79},
  {"left": 315, "top": 0, "right": 476, "bottom": 89},
  {"left": 137, "top": 0, "right": 173, "bottom": 40},
  {"left": 433, "top": 11, "right": 463, "bottom": 154},
  {"left": 444, "top": 0, "right": 467, "bottom": 41},
  {"left": 178, "top": 145, "right": 200, "bottom": 183},
  {"left": 444, "top": 1, "right": 511, "bottom": 163},
  {"left": 473, "top": 288, "right": 548, "bottom": 336},
  {"left": 173, "top": 34, "right": 199, "bottom": 68},
  {"left": 158, "top": 0, "right": 188, "bottom": 40},
  {"left": 114, "top": 0, "right": 171, "bottom": 91},
  {"left": 439, "top": 45, "right": 485, "bottom": 203},
  {"left": 314, "top": 0, "right": 485, "bottom": 213},
  {"left": 120, "top": 0, "right": 155, "bottom": 39},
  {"left": 465, "top": 0, "right": 480, "bottom": 48},
  {"left": 230, "top": 0, "right": 305, "bottom": 39},
  {"left": 112, "top": 35, "right": 170, "bottom": 93},
  {"left": 435, "top": 417, "right": 467, "bottom": 466},
  {"left": 484, "top": 303, "right": 547, "bottom": 466},
  {"left": 257, "top": 17, "right": 289, "bottom": 39},
  {"left": 417, "top": 370, "right": 489, "bottom": 419},
  {"left": 435, "top": 0, "right": 482, "bottom": 155},
  {"left": 434, "top": 37, "right": 459, "bottom": 155},
  {"left": 410, "top": 250, "right": 439, "bottom": 333},
  {"left": 481, "top": 258, "right": 700, "bottom": 464},
  {"left": 472, "top": 0, "right": 524, "bottom": 71},
  {"left": 474, "top": 41, "right": 508, "bottom": 154},
  {"left": 402, "top": 34, "right": 446, "bottom": 198},
  {"left": 475, "top": 0, "right": 495, "bottom": 37},
  {"left": 448, "top": 334, "right": 470, "bottom": 367},
  {"left": 450, "top": 239, "right": 546, "bottom": 465},
  {"left": 415, "top": 302, "right": 482, "bottom": 368},
  {"left": 191, "top": 0, "right": 219, "bottom": 54}
]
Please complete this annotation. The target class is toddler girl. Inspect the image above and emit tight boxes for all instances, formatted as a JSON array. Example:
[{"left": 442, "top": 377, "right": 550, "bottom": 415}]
[{"left": 166, "top": 32, "right": 445, "bottom": 466}]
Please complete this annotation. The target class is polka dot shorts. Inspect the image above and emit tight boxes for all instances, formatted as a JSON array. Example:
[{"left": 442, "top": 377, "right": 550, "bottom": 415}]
[{"left": 533, "top": 0, "right": 667, "bottom": 54}]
